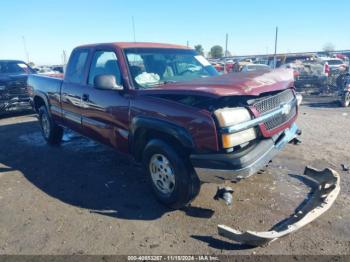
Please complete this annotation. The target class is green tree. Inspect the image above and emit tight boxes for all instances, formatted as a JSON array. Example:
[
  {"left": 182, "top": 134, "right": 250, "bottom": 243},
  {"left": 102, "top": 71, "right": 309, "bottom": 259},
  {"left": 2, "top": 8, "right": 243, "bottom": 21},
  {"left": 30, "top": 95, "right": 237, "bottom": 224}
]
[
  {"left": 323, "top": 42, "right": 335, "bottom": 56},
  {"left": 210, "top": 45, "right": 223, "bottom": 59},
  {"left": 323, "top": 42, "right": 335, "bottom": 53},
  {"left": 194, "top": 44, "right": 204, "bottom": 56}
]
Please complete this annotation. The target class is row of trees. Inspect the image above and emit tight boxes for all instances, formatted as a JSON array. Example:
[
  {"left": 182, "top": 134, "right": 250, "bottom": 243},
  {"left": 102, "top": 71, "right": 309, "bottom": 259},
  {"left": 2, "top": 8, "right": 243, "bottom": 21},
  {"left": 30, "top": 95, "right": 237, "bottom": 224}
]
[
  {"left": 194, "top": 44, "right": 227, "bottom": 59},
  {"left": 194, "top": 42, "right": 337, "bottom": 59}
]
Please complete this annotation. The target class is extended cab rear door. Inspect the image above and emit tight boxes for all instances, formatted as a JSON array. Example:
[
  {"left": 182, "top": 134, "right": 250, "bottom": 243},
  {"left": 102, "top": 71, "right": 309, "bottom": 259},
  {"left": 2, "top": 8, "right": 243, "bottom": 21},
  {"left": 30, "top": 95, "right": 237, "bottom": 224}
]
[{"left": 60, "top": 49, "right": 90, "bottom": 132}]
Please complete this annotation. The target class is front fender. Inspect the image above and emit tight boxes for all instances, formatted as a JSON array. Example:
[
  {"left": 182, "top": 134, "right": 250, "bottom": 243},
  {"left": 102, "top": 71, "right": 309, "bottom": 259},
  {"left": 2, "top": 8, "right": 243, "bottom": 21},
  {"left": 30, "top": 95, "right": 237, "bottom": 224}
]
[{"left": 130, "top": 116, "right": 195, "bottom": 160}]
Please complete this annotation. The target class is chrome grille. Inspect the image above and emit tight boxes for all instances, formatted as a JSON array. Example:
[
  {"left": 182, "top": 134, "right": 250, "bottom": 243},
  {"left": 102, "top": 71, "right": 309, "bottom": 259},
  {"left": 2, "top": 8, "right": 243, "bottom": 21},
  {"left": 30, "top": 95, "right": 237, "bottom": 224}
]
[
  {"left": 253, "top": 89, "right": 296, "bottom": 131},
  {"left": 254, "top": 89, "right": 295, "bottom": 114},
  {"left": 264, "top": 106, "right": 296, "bottom": 130}
]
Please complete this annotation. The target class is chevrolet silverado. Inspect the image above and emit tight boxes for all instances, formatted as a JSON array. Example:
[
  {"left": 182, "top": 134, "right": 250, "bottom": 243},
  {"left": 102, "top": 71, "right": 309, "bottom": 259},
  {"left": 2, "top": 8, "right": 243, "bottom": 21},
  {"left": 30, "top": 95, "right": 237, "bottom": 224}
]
[{"left": 28, "top": 42, "right": 300, "bottom": 209}]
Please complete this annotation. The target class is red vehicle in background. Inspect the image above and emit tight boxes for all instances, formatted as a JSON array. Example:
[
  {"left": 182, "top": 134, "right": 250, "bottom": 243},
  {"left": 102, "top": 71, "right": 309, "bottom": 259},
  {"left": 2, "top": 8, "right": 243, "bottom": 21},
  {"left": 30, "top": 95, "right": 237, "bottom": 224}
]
[{"left": 211, "top": 61, "right": 234, "bottom": 73}]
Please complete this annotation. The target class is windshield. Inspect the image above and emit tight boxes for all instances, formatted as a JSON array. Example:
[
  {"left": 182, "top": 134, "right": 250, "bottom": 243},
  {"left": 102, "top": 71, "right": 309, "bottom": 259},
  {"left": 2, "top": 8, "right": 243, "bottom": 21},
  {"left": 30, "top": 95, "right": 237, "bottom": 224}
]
[
  {"left": 125, "top": 48, "right": 218, "bottom": 88},
  {"left": 0, "top": 61, "right": 35, "bottom": 74}
]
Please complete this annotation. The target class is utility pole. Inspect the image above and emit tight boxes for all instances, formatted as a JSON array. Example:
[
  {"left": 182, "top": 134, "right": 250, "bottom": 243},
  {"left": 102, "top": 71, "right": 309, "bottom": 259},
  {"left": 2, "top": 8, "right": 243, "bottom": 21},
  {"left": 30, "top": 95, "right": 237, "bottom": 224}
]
[
  {"left": 225, "top": 33, "right": 228, "bottom": 57},
  {"left": 132, "top": 16, "right": 136, "bottom": 42},
  {"left": 273, "top": 27, "right": 278, "bottom": 69},
  {"left": 224, "top": 33, "right": 228, "bottom": 74},
  {"left": 62, "top": 50, "right": 67, "bottom": 73},
  {"left": 22, "top": 36, "right": 30, "bottom": 63}
]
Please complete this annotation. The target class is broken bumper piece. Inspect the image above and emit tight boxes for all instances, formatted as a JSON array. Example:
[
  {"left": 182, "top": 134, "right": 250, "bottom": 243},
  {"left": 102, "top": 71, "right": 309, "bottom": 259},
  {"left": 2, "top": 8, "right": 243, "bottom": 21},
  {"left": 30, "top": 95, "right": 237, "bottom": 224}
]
[{"left": 218, "top": 166, "right": 340, "bottom": 246}]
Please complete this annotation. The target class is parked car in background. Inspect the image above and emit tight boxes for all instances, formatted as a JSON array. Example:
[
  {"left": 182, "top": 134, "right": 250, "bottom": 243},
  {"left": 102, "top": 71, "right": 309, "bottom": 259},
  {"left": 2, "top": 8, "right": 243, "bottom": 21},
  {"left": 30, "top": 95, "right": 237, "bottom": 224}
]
[
  {"left": 320, "top": 58, "right": 347, "bottom": 74},
  {"left": 334, "top": 53, "right": 349, "bottom": 64},
  {"left": 0, "top": 60, "right": 35, "bottom": 114},
  {"left": 281, "top": 61, "right": 327, "bottom": 92},
  {"left": 35, "top": 66, "right": 60, "bottom": 75},
  {"left": 337, "top": 67, "right": 350, "bottom": 107},
  {"left": 240, "top": 64, "right": 271, "bottom": 72},
  {"left": 210, "top": 62, "right": 224, "bottom": 72},
  {"left": 51, "top": 66, "right": 64, "bottom": 74},
  {"left": 254, "top": 59, "right": 269, "bottom": 66},
  {"left": 28, "top": 42, "right": 300, "bottom": 208}
]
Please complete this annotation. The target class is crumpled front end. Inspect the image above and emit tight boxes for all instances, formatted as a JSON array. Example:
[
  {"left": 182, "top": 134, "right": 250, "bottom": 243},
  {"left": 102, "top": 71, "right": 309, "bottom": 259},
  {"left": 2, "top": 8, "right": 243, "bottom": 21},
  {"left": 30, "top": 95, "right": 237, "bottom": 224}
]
[
  {"left": 191, "top": 88, "right": 300, "bottom": 183},
  {"left": 0, "top": 78, "right": 32, "bottom": 114}
]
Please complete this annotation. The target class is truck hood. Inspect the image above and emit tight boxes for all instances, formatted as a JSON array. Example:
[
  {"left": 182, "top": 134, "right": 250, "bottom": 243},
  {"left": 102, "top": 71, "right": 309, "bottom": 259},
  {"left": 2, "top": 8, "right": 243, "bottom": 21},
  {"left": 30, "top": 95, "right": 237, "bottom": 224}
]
[
  {"left": 0, "top": 74, "right": 29, "bottom": 83},
  {"left": 0, "top": 74, "right": 29, "bottom": 91},
  {"left": 139, "top": 69, "right": 294, "bottom": 98}
]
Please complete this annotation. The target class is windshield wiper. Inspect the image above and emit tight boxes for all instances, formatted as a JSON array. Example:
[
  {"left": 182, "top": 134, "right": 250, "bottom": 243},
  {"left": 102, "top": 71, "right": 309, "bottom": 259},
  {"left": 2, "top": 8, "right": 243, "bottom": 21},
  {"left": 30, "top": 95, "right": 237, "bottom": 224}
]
[{"left": 144, "top": 80, "right": 177, "bottom": 88}]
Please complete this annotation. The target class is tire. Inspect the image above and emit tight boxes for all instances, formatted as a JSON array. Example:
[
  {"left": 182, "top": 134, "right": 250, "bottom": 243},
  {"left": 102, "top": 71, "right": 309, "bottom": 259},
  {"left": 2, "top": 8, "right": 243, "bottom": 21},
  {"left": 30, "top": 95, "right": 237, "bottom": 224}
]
[
  {"left": 38, "top": 105, "right": 63, "bottom": 145},
  {"left": 142, "top": 139, "right": 200, "bottom": 209},
  {"left": 341, "top": 92, "right": 350, "bottom": 107}
]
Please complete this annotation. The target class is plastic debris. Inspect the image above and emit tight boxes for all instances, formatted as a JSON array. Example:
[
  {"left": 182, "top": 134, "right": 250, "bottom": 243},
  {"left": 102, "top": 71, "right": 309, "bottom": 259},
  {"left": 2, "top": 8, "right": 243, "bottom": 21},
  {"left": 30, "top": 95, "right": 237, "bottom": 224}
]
[
  {"left": 218, "top": 167, "right": 340, "bottom": 246},
  {"left": 341, "top": 164, "right": 349, "bottom": 172},
  {"left": 214, "top": 186, "right": 234, "bottom": 206}
]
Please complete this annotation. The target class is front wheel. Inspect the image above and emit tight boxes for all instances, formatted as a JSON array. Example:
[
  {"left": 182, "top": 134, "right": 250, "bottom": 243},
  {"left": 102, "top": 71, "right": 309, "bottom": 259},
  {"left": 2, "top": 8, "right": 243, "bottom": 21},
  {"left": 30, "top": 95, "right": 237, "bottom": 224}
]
[
  {"left": 143, "top": 139, "right": 200, "bottom": 209},
  {"left": 38, "top": 106, "right": 63, "bottom": 145},
  {"left": 341, "top": 92, "right": 350, "bottom": 107}
]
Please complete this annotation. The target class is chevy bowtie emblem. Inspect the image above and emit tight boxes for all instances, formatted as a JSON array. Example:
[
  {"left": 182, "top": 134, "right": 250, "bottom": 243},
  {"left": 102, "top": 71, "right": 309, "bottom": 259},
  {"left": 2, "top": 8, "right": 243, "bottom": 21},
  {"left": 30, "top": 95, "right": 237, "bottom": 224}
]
[{"left": 281, "top": 103, "right": 292, "bottom": 115}]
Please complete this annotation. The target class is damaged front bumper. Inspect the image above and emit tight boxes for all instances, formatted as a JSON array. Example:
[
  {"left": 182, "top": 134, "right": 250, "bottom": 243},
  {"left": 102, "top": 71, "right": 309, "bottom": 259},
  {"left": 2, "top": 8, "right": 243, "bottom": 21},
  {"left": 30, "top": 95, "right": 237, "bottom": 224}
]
[
  {"left": 0, "top": 97, "right": 32, "bottom": 114},
  {"left": 218, "top": 167, "right": 340, "bottom": 246},
  {"left": 191, "top": 123, "right": 299, "bottom": 183}
]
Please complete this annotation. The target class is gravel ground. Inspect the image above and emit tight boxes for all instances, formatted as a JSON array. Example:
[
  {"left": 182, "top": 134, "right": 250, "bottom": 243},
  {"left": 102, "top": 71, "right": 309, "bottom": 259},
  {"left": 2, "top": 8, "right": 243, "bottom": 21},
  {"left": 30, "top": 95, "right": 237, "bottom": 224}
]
[{"left": 0, "top": 96, "right": 349, "bottom": 255}]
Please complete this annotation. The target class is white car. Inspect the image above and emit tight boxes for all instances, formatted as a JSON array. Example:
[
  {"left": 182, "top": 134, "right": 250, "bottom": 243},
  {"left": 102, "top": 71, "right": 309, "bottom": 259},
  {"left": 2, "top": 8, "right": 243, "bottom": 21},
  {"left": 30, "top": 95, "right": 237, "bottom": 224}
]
[
  {"left": 319, "top": 58, "right": 347, "bottom": 72},
  {"left": 240, "top": 64, "right": 271, "bottom": 72},
  {"left": 35, "top": 66, "right": 61, "bottom": 75}
]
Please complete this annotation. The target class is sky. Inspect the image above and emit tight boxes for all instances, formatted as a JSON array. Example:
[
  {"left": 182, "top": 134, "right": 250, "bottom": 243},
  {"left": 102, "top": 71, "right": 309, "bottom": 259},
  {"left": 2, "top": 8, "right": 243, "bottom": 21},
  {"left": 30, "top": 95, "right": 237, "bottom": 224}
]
[{"left": 1, "top": 0, "right": 349, "bottom": 65}]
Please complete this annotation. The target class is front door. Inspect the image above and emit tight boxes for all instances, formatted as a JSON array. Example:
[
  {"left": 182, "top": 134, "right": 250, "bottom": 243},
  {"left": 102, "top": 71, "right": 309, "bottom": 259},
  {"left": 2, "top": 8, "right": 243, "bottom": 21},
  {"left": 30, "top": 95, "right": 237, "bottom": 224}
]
[{"left": 80, "top": 50, "right": 130, "bottom": 151}]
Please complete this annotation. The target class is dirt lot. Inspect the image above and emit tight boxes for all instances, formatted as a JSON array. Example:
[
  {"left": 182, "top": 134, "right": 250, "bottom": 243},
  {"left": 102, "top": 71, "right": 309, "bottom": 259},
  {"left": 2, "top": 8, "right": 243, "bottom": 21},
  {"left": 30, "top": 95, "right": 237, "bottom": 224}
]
[{"left": 0, "top": 96, "right": 349, "bottom": 255}]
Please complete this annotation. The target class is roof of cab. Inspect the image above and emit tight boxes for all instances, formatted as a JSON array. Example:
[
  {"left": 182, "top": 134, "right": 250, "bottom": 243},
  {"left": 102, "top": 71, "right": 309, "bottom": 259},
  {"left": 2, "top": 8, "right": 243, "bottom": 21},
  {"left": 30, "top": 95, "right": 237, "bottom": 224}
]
[{"left": 76, "top": 42, "right": 191, "bottom": 50}]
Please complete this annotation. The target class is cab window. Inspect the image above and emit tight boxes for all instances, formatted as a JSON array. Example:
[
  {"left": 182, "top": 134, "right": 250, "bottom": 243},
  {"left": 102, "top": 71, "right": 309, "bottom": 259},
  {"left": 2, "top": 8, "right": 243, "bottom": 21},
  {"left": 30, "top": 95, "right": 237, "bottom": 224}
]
[{"left": 65, "top": 49, "right": 89, "bottom": 84}]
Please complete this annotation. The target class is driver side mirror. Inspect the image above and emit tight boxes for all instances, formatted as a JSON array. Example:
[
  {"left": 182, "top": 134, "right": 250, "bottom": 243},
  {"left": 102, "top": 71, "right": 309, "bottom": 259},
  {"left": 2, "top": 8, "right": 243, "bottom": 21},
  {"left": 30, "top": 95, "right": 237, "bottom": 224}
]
[{"left": 94, "top": 74, "right": 123, "bottom": 90}]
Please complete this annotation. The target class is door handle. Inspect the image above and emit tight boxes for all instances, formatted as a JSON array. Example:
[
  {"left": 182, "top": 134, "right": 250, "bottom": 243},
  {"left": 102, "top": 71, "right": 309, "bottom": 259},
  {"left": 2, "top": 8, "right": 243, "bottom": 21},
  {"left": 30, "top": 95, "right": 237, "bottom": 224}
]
[{"left": 82, "top": 93, "right": 89, "bottom": 102}]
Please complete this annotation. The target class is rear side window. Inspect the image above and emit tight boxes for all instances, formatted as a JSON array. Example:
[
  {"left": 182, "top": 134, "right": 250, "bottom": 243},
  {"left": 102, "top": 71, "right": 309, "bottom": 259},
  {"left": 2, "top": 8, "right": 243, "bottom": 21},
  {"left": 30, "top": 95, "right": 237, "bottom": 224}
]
[
  {"left": 88, "top": 51, "right": 122, "bottom": 86},
  {"left": 65, "top": 49, "right": 89, "bottom": 84}
]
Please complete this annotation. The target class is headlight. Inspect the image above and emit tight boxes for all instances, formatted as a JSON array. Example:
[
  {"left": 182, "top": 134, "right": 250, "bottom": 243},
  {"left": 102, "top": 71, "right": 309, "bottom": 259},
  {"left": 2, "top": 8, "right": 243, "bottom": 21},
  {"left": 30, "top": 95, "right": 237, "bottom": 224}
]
[
  {"left": 214, "top": 107, "right": 257, "bottom": 148},
  {"left": 214, "top": 107, "right": 251, "bottom": 127}
]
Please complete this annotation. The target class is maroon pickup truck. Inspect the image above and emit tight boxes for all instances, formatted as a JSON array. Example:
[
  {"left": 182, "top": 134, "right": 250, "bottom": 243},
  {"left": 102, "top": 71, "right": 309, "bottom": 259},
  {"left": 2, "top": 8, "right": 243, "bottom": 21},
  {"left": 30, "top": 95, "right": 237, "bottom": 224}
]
[{"left": 28, "top": 42, "right": 300, "bottom": 209}]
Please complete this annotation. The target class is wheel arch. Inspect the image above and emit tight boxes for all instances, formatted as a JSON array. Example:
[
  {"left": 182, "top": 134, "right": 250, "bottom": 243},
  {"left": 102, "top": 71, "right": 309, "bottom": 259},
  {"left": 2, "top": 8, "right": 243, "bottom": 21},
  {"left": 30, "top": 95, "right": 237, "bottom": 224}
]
[
  {"left": 33, "top": 92, "right": 49, "bottom": 113},
  {"left": 130, "top": 116, "right": 195, "bottom": 162}
]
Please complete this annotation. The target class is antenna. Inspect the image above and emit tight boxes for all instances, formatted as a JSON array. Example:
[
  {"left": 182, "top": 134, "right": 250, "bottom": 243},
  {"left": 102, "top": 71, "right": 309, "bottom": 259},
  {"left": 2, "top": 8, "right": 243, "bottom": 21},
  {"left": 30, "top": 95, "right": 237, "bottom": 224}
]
[
  {"left": 22, "top": 36, "right": 30, "bottom": 63},
  {"left": 132, "top": 16, "right": 136, "bottom": 42}
]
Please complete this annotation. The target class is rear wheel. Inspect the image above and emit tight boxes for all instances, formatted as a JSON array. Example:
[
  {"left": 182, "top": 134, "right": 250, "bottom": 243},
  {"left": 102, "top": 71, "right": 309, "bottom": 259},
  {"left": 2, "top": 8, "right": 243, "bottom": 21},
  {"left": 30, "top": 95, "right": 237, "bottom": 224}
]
[
  {"left": 38, "top": 105, "right": 63, "bottom": 145},
  {"left": 143, "top": 139, "right": 200, "bottom": 209}
]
